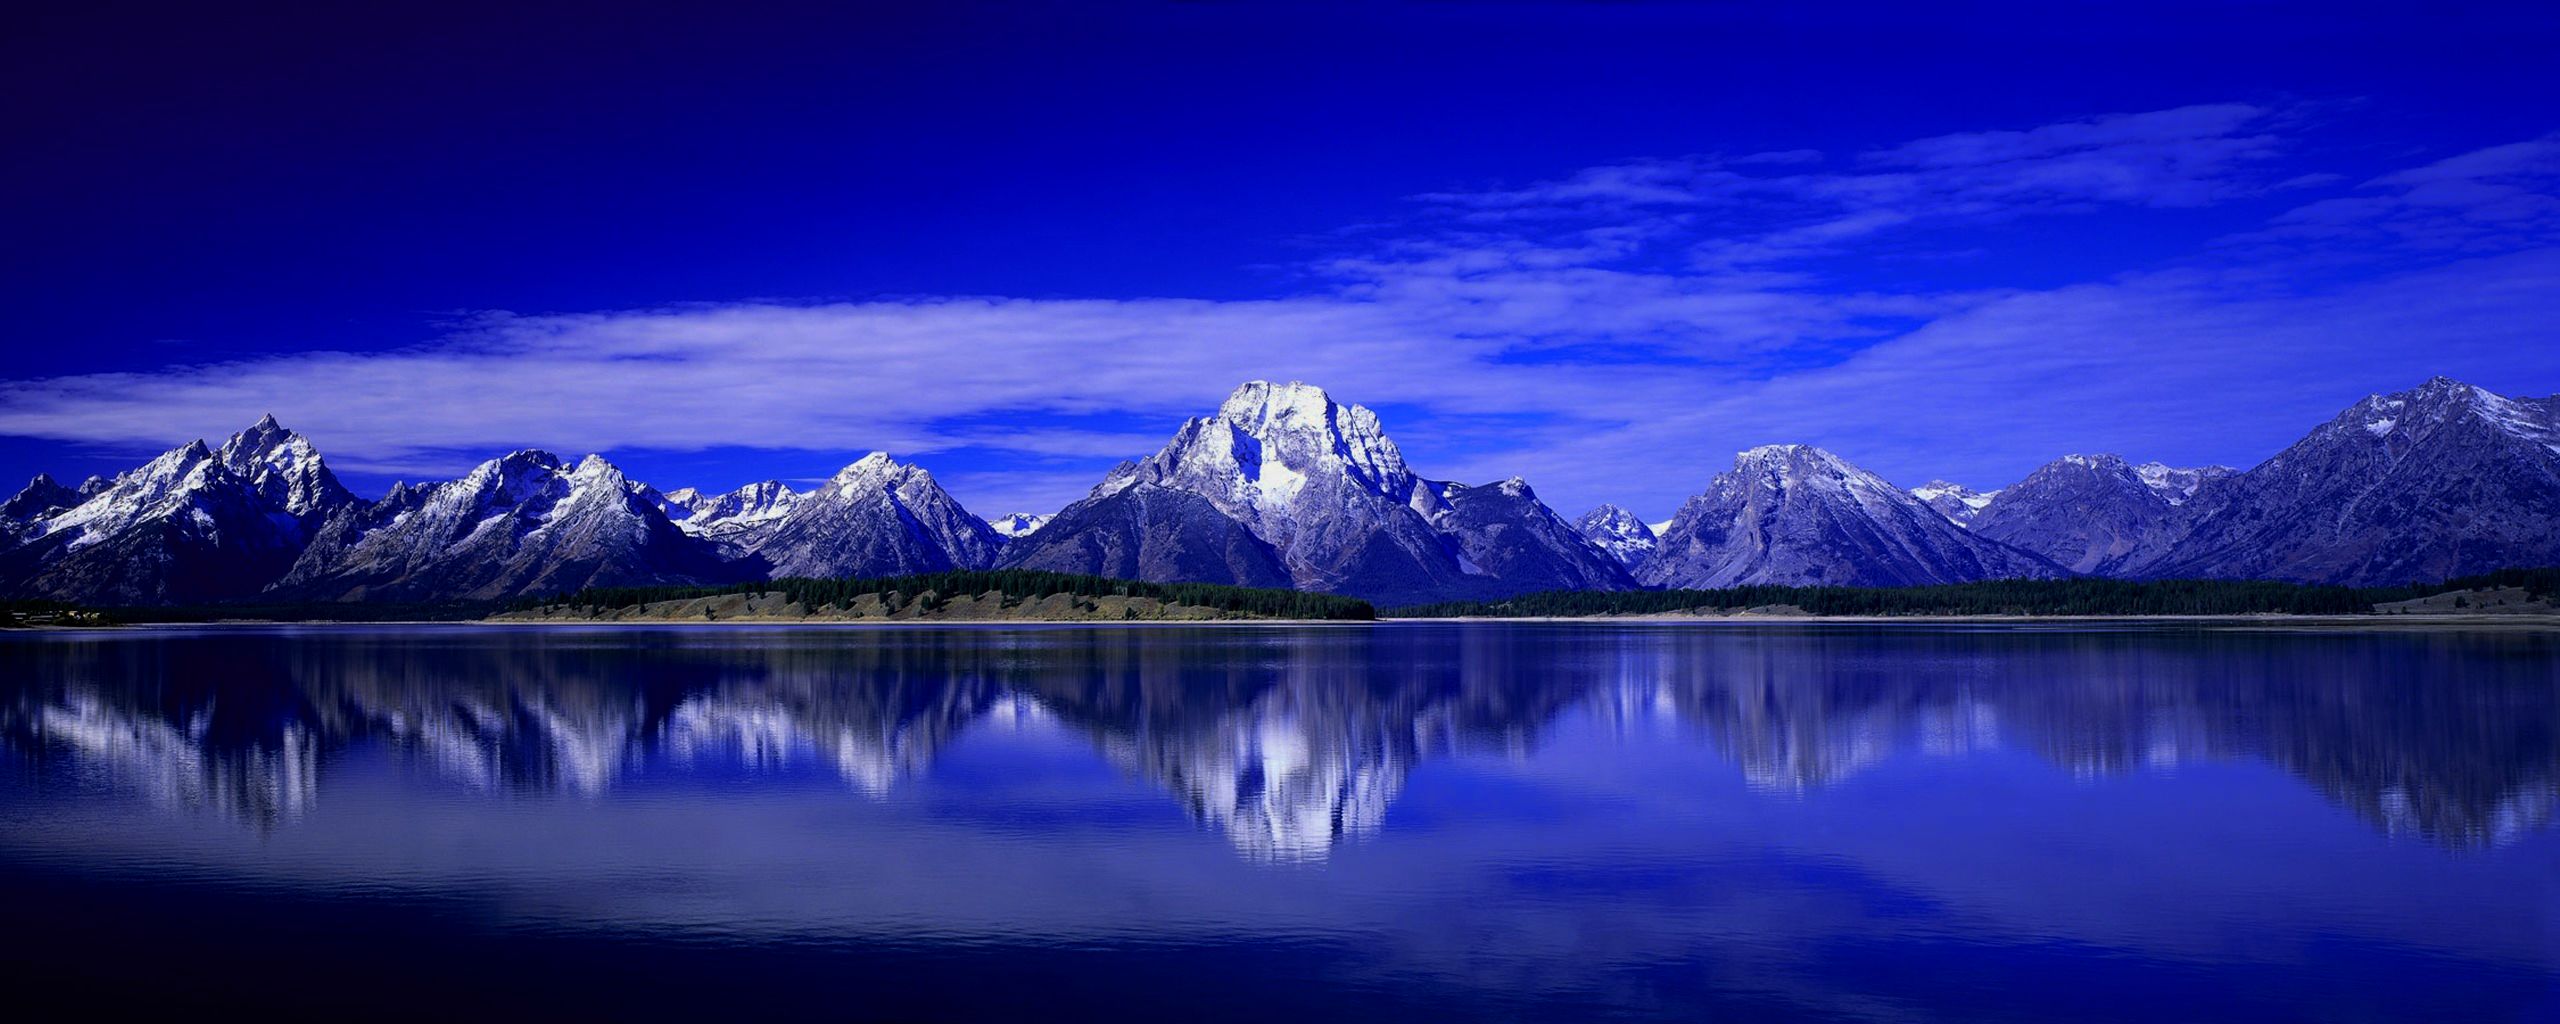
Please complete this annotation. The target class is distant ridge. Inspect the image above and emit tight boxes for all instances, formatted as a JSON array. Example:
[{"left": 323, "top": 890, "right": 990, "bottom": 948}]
[{"left": 3, "top": 376, "right": 2556, "bottom": 604}]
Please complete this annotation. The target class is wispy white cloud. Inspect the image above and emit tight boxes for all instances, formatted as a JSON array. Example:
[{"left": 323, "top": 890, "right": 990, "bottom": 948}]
[
  {"left": 2248, "top": 133, "right": 2560, "bottom": 253},
  {"left": 1410, "top": 103, "right": 2290, "bottom": 268}
]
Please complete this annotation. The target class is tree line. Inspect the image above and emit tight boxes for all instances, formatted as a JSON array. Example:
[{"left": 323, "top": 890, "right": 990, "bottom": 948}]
[
  {"left": 507, "top": 569, "right": 1378, "bottom": 621},
  {"left": 1382, "top": 568, "right": 2560, "bottom": 619}
]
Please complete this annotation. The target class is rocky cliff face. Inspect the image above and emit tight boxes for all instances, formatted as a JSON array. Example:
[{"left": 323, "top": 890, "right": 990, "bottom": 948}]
[{"left": 1639, "top": 445, "right": 2063, "bottom": 589}]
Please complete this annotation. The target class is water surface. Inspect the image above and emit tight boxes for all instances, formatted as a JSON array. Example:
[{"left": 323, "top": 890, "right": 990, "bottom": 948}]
[{"left": 2, "top": 622, "right": 2553, "bottom": 1021}]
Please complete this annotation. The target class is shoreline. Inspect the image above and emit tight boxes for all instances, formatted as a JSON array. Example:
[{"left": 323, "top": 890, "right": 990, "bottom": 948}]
[
  {"left": 11, "top": 612, "right": 2555, "bottom": 631},
  {"left": 1394, "top": 613, "right": 2560, "bottom": 629}
]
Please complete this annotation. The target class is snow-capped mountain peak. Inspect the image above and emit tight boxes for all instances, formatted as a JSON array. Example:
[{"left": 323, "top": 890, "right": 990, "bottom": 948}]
[
  {"left": 1909, "top": 480, "right": 1997, "bottom": 525},
  {"left": 987, "top": 512, "right": 1053, "bottom": 539},
  {"left": 1730, "top": 444, "right": 1911, "bottom": 510},
  {"left": 1200, "top": 380, "right": 1419, "bottom": 508},
  {"left": 2345, "top": 375, "right": 2560, "bottom": 452},
  {"left": 659, "top": 487, "right": 706, "bottom": 513},
  {"left": 212, "top": 414, "right": 352, "bottom": 518},
  {"left": 738, "top": 453, "right": 1001, "bottom": 577},
  {"left": 1573, "top": 504, "right": 1659, "bottom": 567},
  {"left": 1014, "top": 380, "right": 1627, "bottom": 603},
  {"left": 2, "top": 474, "right": 85, "bottom": 527},
  {"left": 29, "top": 439, "right": 219, "bottom": 547},
  {"left": 1, "top": 418, "right": 358, "bottom": 603},
  {"left": 651, "top": 480, "right": 799, "bottom": 543}
]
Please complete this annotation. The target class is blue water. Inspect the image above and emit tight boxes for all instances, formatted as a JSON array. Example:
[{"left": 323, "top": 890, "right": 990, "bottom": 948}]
[{"left": 1, "top": 623, "right": 2553, "bottom": 1021}]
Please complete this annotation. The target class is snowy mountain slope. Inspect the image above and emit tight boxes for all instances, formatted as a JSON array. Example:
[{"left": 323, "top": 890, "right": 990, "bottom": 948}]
[
  {"left": 2133, "top": 462, "right": 2235, "bottom": 505},
  {"left": 0, "top": 475, "right": 83, "bottom": 533},
  {"left": 1638, "top": 445, "right": 2063, "bottom": 589},
  {"left": 987, "top": 512, "right": 1053, "bottom": 540},
  {"left": 1574, "top": 504, "right": 1659, "bottom": 568},
  {"left": 275, "top": 450, "right": 733, "bottom": 601},
  {"left": 0, "top": 418, "right": 355, "bottom": 604},
  {"left": 1908, "top": 481, "right": 1997, "bottom": 526},
  {"left": 737, "top": 453, "right": 1002, "bottom": 579},
  {"left": 666, "top": 480, "right": 800, "bottom": 546},
  {"left": 215, "top": 413, "right": 357, "bottom": 520}
]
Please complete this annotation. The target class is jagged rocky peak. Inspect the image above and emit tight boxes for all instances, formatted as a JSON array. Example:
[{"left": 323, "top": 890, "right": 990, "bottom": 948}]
[
  {"left": 1, "top": 473, "right": 83, "bottom": 525},
  {"left": 0, "top": 419, "right": 356, "bottom": 604},
  {"left": 457, "top": 449, "right": 575, "bottom": 505},
  {"left": 662, "top": 480, "right": 798, "bottom": 540},
  {"left": 1215, "top": 380, "right": 1415, "bottom": 490},
  {"left": 817, "top": 453, "right": 975, "bottom": 519},
  {"left": 273, "top": 447, "right": 729, "bottom": 602},
  {"left": 213, "top": 413, "right": 354, "bottom": 519},
  {"left": 2347, "top": 375, "right": 2557, "bottom": 447},
  {"left": 987, "top": 512, "right": 1053, "bottom": 539},
  {"left": 1732, "top": 444, "right": 1908, "bottom": 503},
  {"left": 568, "top": 453, "right": 635, "bottom": 493},
  {"left": 26, "top": 438, "right": 219, "bottom": 543},
  {"left": 1909, "top": 480, "right": 1997, "bottom": 526},
  {"left": 1574, "top": 504, "right": 1658, "bottom": 567}
]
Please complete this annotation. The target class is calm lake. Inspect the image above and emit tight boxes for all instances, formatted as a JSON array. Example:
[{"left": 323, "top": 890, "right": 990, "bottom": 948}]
[{"left": 1, "top": 622, "right": 2553, "bottom": 1021}]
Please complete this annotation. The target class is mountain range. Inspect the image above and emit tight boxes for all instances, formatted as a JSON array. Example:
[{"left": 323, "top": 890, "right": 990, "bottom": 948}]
[{"left": 3, "top": 376, "right": 2554, "bottom": 606}]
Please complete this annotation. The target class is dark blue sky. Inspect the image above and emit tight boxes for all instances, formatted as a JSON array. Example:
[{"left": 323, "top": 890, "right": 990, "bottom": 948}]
[{"left": 5, "top": 2, "right": 2556, "bottom": 516}]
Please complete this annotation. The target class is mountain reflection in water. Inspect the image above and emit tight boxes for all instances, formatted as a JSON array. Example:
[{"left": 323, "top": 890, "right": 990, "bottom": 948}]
[{"left": 4, "top": 623, "right": 2551, "bottom": 856}]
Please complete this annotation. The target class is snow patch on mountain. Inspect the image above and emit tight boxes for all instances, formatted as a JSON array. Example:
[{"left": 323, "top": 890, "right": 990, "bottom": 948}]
[
  {"left": 739, "top": 453, "right": 1001, "bottom": 578},
  {"left": 663, "top": 480, "right": 798, "bottom": 543},
  {"left": 1574, "top": 504, "right": 1659, "bottom": 567},
  {"left": 1909, "top": 480, "right": 1997, "bottom": 526},
  {"left": 987, "top": 512, "right": 1054, "bottom": 539},
  {"left": 2130, "top": 462, "right": 2235, "bottom": 505}
]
